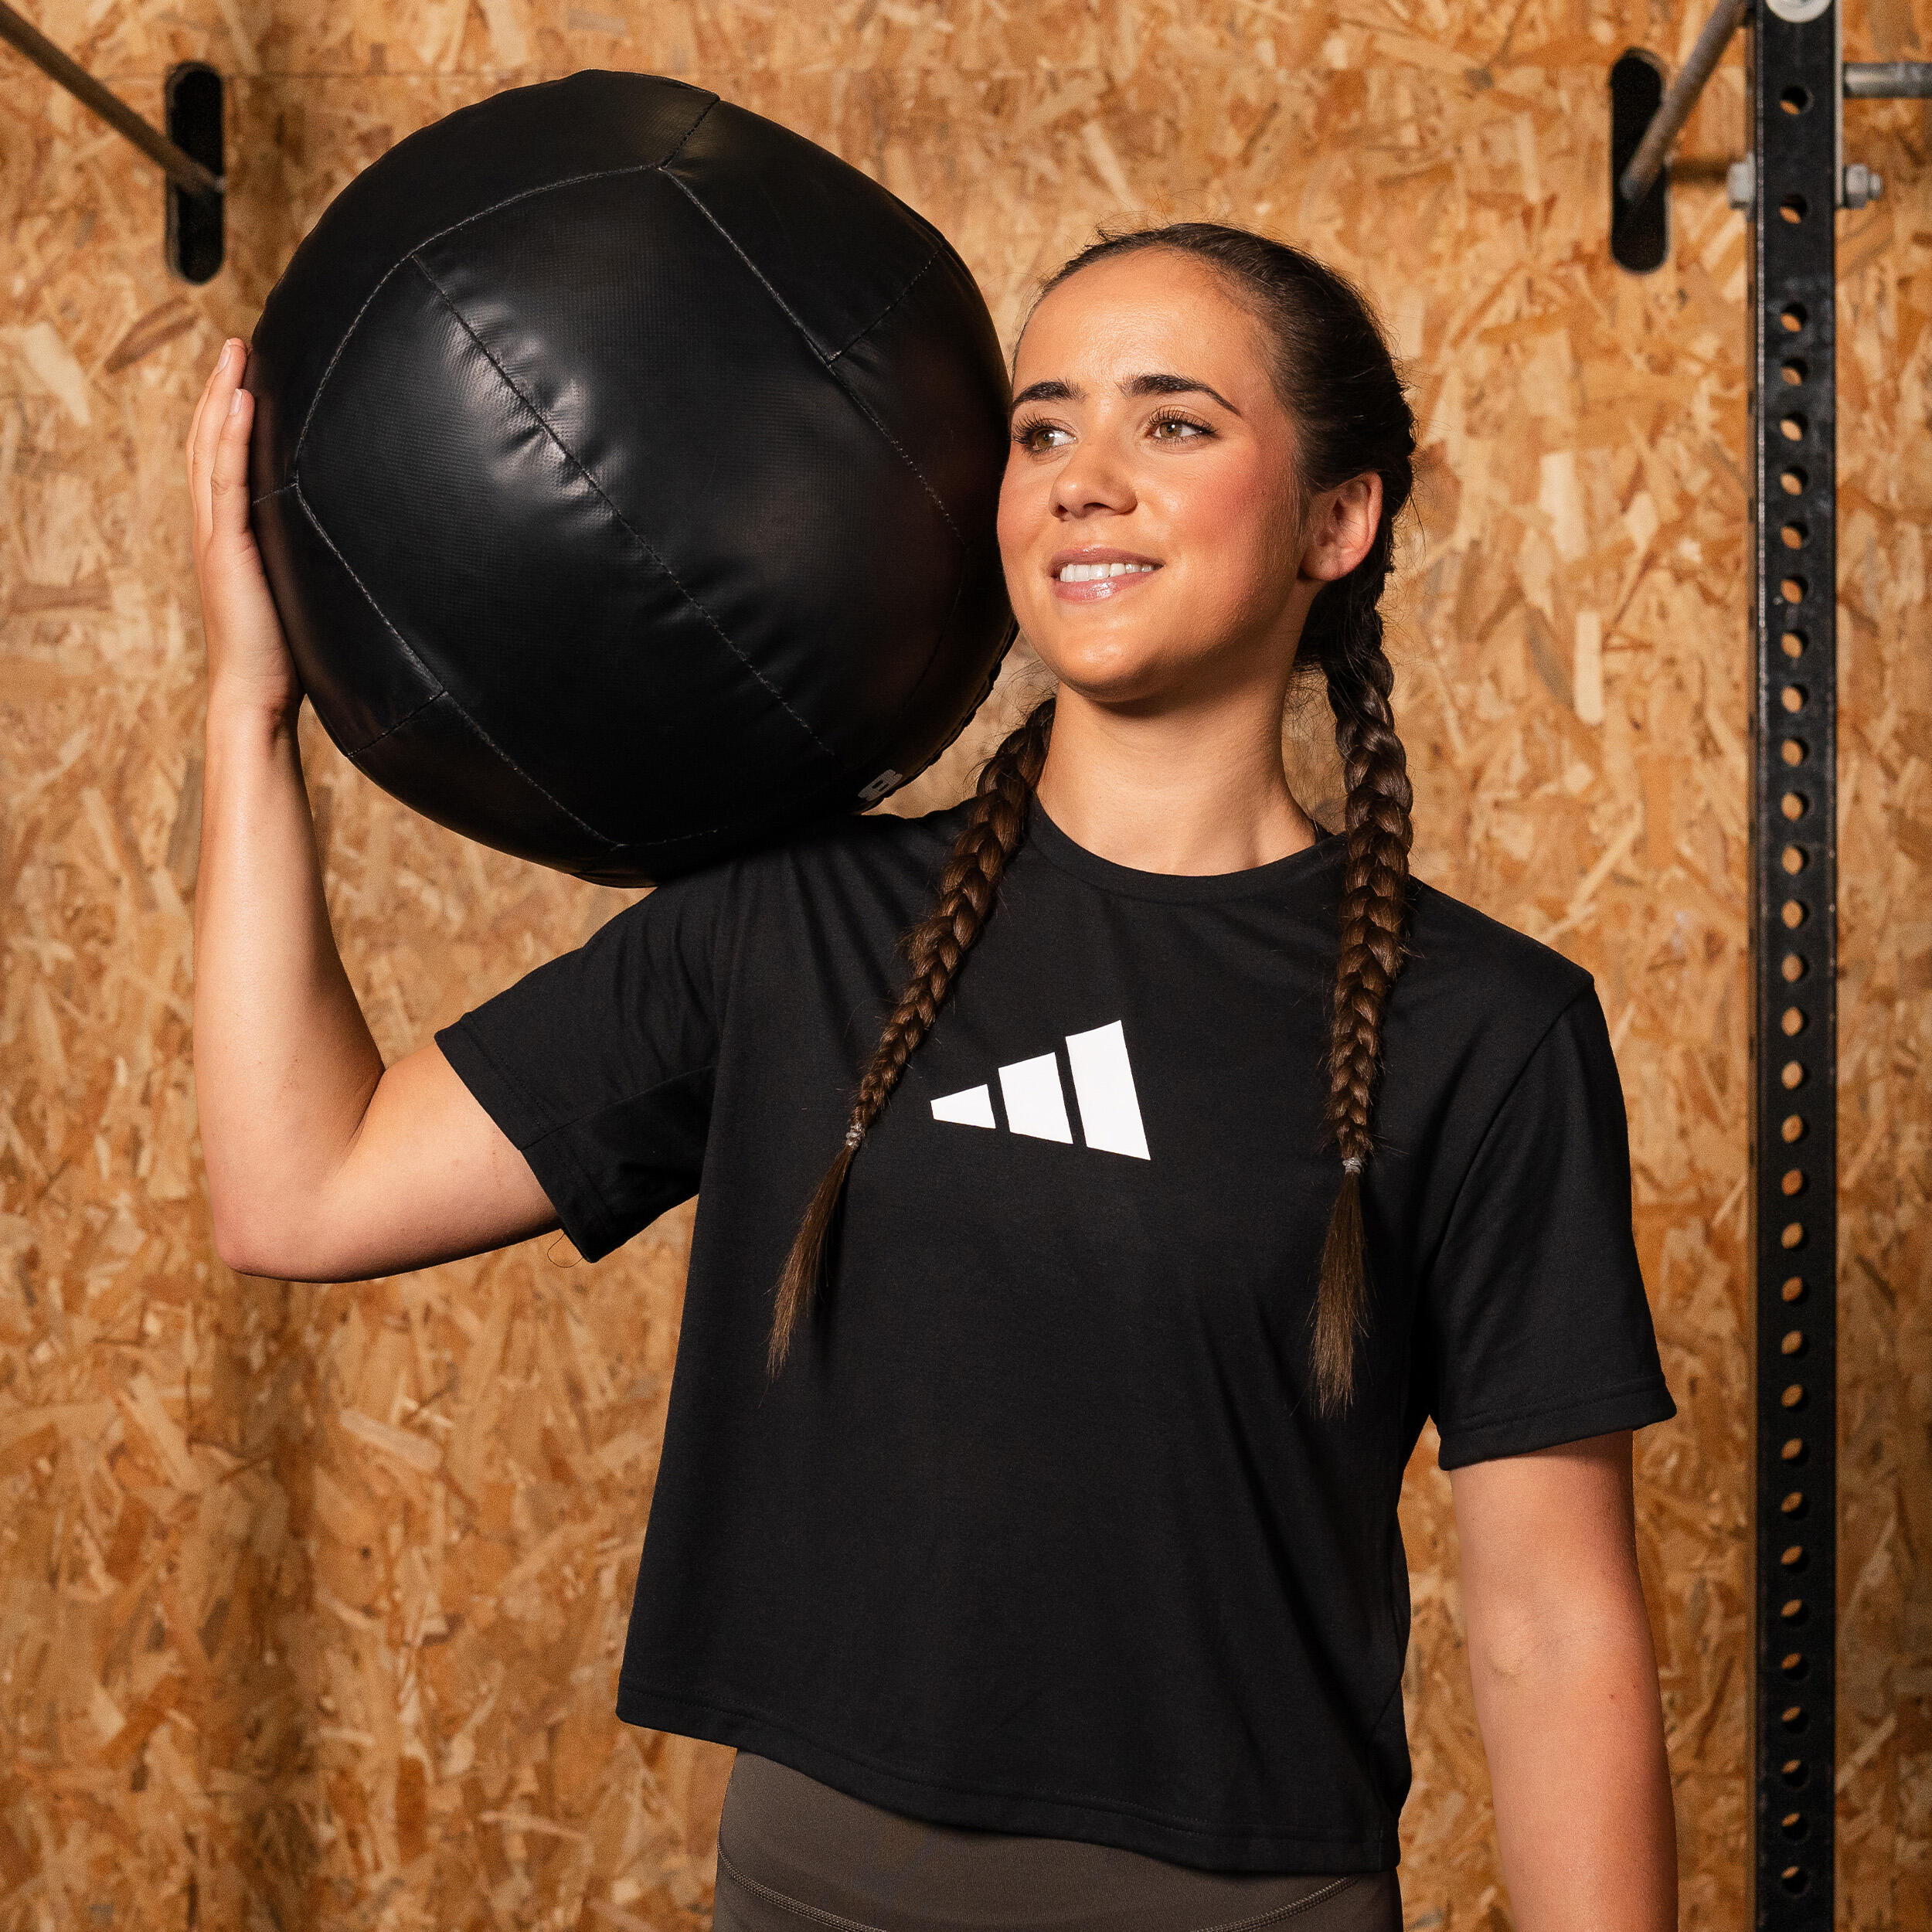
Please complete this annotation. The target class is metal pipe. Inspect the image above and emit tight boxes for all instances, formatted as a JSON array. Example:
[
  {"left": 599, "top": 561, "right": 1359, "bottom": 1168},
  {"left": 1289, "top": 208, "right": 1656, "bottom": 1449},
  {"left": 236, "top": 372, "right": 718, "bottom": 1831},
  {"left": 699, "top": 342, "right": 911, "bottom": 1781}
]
[
  {"left": 1844, "top": 60, "right": 1932, "bottom": 97},
  {"left": 1618, "top": 0, "right": 1748, "bottom": 206},
  {"left": 0, "top": 2, "right": 222, "bottom": 199}
]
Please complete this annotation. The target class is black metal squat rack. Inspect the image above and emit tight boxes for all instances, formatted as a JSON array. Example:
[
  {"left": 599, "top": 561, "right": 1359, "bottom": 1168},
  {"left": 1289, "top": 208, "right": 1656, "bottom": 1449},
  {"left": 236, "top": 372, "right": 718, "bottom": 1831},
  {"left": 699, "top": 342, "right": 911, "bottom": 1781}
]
[
  {"left": 1747, "top": 9, "right": 1841, "bottom": 1922},
  {"left": 1614, "top": 5, "right": 1930, "bottom": 1926}
]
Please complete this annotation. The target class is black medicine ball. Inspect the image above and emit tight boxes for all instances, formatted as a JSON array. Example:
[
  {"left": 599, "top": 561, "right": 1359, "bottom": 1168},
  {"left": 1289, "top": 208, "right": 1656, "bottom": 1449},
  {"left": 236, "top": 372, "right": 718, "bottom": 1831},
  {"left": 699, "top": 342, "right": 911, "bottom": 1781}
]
[{"left": 246, "top": 72, "right": 1012, "bottom": 883}]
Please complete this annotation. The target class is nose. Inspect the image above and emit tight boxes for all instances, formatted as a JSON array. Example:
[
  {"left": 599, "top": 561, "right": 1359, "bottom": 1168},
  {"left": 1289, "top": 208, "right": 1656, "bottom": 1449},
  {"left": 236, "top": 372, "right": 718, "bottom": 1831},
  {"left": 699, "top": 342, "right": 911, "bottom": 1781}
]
[{"left": 1048, "top": 431, "right": 1136, "bottom": 521}]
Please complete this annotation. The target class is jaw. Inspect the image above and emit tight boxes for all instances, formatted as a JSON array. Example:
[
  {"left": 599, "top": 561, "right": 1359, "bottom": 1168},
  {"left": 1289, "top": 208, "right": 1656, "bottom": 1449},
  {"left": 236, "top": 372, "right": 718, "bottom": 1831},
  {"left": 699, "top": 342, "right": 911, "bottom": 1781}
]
[{"left": 1029, "top": 573, "right": 1315, "bottom": 715}]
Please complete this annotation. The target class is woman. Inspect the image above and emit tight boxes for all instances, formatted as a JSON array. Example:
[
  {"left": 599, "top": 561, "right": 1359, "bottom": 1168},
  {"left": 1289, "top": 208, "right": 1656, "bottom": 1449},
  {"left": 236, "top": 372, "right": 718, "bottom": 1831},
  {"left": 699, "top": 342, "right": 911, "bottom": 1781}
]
[{"left": 187, "top": 223, "right": 1678, "bottom": 1931}]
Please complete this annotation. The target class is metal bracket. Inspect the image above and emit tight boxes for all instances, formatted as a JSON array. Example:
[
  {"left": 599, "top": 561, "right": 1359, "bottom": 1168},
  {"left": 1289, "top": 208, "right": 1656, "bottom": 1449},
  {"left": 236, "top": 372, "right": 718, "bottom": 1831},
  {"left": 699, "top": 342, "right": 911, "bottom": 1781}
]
[
  {"left": 1614, "top": 2, "right": 1923, "bottom": 250},
  {"left": 1611, "top": 50, "right": 1672, "bottom": 273},
  {"left": 165, "top": 61, "right": 224, "bottom": 283}
]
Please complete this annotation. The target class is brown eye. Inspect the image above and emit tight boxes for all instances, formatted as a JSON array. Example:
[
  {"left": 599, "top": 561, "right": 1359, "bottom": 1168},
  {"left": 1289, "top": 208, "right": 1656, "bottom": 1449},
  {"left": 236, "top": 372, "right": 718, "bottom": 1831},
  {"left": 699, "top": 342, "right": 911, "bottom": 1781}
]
[{"left": 1014, "top": 420, "right": 1071, "bottom": 454}]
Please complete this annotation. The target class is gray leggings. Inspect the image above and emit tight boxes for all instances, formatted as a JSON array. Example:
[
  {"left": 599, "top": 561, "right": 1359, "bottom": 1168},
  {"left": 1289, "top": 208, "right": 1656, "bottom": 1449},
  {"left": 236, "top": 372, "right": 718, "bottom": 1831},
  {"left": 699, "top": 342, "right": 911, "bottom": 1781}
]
[{"left": 713, "top": 1753, "right": 1403, "bottom": 1932}]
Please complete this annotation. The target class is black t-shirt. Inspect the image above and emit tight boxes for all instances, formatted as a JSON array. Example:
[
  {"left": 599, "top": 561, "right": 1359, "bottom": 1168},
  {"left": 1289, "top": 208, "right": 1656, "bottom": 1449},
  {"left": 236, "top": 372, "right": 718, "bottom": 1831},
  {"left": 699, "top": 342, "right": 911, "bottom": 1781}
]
[{"left": 437, "top": 803, "right": 1674, "bottom": 1874}]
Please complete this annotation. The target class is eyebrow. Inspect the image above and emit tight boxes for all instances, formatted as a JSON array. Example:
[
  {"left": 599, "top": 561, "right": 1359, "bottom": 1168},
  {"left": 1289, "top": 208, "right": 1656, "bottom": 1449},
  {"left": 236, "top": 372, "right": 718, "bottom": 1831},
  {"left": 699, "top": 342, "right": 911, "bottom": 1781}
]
[{"left": 1010, "top": 372, "right": 1241, "bottom": 415}]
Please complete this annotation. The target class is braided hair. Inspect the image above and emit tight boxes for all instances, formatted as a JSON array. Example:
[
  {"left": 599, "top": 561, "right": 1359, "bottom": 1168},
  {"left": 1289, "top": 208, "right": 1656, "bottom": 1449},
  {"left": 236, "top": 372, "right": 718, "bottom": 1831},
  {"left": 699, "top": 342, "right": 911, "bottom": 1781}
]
[
  {"left": 772, "top": 224, "right": 1416, "bottom": 1413},
  {"left": 768, "top": 698, "right": 1054, "bottom": 1374}
]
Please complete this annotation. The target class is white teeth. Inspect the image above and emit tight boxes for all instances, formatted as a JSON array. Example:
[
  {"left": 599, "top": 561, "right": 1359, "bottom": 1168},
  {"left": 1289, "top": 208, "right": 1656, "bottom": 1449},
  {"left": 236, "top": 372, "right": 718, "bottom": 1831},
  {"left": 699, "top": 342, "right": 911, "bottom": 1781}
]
[{"left": 1057, "top": 560, "right": 1157, "bottom": 581}]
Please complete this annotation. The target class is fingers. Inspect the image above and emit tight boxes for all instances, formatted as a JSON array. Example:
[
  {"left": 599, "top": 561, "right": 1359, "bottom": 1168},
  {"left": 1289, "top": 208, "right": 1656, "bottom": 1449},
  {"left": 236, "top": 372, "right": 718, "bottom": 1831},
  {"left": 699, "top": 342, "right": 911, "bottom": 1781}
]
[
  {"left": 189, "top": 339, "right": 247, "bottom": 540},
  {"left": 187, "top": 339, "right": 231, "bottom": 480},
  {"left": 185, "top": 352, "right": 214, "bottom": 467},
  {"left": 209, "top": 379, "right": 254, "bottom": 540}
]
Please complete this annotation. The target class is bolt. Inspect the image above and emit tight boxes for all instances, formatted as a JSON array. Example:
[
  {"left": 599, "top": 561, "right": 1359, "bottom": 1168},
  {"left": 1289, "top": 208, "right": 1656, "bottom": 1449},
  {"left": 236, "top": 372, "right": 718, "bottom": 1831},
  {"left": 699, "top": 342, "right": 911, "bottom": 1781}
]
[{"left": 1843, "top": 162, "right": 1884, "bottom": 208}]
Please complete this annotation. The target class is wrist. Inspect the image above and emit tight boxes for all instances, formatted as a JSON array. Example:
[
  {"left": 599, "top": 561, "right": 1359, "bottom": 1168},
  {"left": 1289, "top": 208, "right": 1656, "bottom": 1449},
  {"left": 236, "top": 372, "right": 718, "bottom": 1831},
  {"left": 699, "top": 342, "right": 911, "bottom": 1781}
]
[{"left": 205, "top": 679, "right": 301, "bottom": 743}]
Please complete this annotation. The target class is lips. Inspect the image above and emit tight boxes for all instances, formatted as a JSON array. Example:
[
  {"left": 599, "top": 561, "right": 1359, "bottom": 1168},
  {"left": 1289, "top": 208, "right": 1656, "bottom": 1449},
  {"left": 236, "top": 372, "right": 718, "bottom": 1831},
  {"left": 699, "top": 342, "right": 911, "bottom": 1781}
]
[
  {"left": 1046, "top": 546, "right": 1163, "bottom": 604},
  {"left": 1048, "top": 546, "right": 1162, "bottom": 582},
  {"left": 1049, "top": 559, "right": 1162, "bottom": 605}
]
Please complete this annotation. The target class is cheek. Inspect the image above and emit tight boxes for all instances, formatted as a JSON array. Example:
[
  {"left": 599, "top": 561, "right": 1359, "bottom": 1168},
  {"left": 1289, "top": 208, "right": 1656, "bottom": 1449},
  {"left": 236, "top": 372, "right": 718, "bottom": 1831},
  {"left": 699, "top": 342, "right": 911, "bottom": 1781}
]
[
  {"left": 995, "top": 458, "right": 1038, "bottom": 556},
  {"left": 1159, "top": 450, "right": 1287, "bottom": 567},
  {"left": 996, "top": 461, "right": 1049, "bottom": 601}
]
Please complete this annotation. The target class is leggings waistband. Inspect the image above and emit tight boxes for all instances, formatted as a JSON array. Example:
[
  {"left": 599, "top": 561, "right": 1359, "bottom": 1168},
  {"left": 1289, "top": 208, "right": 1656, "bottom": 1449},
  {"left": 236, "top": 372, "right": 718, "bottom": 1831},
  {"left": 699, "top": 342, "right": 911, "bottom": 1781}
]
[{"left": 713, "top": 1753, "right": 1403, "bottom": 1932}]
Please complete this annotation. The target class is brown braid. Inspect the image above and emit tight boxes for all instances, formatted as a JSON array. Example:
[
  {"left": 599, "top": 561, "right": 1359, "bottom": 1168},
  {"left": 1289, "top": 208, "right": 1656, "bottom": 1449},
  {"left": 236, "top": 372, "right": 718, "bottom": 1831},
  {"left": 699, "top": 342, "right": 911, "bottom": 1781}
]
[
  {"left": 1311, "top": 575, "right": 1413, "bottom": 1413},
  {"left": 768, "top": 696, "right": 1056, "bottom": 1372}
]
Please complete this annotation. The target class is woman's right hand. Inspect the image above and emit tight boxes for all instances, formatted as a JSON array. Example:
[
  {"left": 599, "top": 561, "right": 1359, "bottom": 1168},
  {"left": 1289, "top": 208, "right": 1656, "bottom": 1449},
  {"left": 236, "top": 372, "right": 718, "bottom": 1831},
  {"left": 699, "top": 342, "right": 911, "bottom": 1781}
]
[{"left": 186, "top": 339, "right": 301, "bottom": 721}]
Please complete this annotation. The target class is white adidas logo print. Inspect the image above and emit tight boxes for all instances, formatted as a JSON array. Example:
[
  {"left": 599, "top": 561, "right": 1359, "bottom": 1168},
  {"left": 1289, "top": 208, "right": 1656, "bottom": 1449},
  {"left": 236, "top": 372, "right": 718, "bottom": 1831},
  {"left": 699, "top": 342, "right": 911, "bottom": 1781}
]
[{"left": 930, "top": 1020, "right": 1150, "bottom": 1161}]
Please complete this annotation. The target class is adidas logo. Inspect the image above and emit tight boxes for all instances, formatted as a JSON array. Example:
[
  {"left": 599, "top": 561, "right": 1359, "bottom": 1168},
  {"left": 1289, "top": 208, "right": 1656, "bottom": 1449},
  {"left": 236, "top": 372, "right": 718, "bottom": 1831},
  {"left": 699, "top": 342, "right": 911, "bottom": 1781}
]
[{"left": 930, "top": 1020, "right": 1150, "bottom": 1161}]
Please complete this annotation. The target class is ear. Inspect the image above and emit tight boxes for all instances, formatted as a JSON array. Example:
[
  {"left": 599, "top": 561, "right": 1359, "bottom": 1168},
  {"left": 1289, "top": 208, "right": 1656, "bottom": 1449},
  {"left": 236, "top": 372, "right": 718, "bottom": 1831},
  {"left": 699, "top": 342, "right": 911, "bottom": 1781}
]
[{"left": 1299, "top": 474, "right": 1383, "bottom": 584}]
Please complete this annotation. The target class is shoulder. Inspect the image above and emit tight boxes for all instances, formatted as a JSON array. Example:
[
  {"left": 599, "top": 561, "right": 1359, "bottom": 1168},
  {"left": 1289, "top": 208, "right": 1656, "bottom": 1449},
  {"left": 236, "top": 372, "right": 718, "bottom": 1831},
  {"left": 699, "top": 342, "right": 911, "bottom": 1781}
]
[
  {"left": 1371, "top": 878, "right": 1618, "bottom": 1199},
  {"left": 649, "top": 802, "right": 968, "bottom": 899},
  {"left": 769, "top": 801, "right": 970, "bottom": 876},
  {"left": 1388, "top": 875, "right": 1600, "bottom": 1082},
  {"left": 561, "top": 804, "right": 970, "bottom": 1018},
  {"left": 706, "top": 801, "right": 969, "bottom": 904},
  {"left": 1404, "top": 876, "right": 1594, "bottom": 1012},
  {"left": 634, "top": 804, "right": 970, "bottom": 968}
]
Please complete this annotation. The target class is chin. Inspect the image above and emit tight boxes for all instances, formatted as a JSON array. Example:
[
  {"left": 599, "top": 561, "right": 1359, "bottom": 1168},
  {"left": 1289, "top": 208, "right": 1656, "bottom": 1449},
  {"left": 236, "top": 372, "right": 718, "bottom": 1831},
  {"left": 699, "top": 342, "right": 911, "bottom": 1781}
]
[{"left": 1031, "top": 633, "right": 1195, "bottom": 706}]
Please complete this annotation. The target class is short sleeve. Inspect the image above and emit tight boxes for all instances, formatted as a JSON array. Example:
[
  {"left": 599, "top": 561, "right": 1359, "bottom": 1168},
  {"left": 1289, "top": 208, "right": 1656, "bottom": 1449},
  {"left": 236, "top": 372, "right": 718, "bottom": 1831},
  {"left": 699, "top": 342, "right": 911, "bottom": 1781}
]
[
  {"left": 434, "top": 869, "right": 730, "bottom": 1263},
  {"left": 1420, "top": 991, "right": 1675, "bottom": 1469}
]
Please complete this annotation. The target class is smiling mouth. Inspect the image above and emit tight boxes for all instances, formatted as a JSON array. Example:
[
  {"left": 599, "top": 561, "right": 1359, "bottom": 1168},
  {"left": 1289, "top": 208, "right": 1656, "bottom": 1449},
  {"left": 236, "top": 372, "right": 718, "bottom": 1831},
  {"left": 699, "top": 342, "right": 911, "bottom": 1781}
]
[{"left": 1055, "top": 560, "right": 1159, "bottom": 582}]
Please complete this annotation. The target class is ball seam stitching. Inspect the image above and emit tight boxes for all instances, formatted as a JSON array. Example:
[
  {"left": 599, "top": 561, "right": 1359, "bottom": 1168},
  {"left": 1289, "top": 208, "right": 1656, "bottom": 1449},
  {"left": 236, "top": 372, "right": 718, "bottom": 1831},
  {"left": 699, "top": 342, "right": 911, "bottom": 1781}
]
[
  {"left": 390, "top": 692, "right": 618, "bottom": 847},
  {"left": 285, "top": 90, "right": 720, "bottom": 474},
  {"left": 409, "top": 254, "right": 845, "bottom": 773},
  {"left": 657, "top": 168, "right": 968, "bottom": 554},
  {"left": 290, "top": 473, "right": 444, "bottom": 722},
  {"left": 823, "top": 246, "right": 943, "bottom": 365},
  {"left": 294, "top": 477, "right": 617, "bottom": 847},
  {"left": 657, "top": 170, "right": 988, "bottom": 779}
]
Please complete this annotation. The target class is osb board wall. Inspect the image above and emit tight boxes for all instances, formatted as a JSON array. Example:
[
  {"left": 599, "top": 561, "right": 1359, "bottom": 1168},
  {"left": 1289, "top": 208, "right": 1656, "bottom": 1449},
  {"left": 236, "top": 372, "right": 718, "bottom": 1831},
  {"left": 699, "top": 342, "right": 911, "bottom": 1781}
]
[{"left": 2, "top": 2, "right": 1928, "bottom": 1927}]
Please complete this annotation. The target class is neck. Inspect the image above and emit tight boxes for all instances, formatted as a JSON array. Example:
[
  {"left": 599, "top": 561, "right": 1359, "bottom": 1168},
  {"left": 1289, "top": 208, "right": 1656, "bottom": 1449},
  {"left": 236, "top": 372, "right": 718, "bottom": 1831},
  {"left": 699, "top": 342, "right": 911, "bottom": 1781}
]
[{"left": 1032, "top": 679, "right": 1316, "bottom": 876}]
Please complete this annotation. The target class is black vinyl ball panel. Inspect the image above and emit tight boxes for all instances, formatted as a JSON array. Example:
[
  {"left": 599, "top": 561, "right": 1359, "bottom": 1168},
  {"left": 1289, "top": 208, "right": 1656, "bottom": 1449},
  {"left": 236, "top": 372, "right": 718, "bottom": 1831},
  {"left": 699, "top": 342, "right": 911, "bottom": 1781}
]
[
  {"left": 366, "top": 692, "right": 640, "bottom": 872},
  {"left": 247, "top": 75, "right": 717, "bottom": 495},
  {"left": 250, "top": 481, "right": 442, "bottom": 752},
  {"left": 246, "top": 71, "right": 1012, "bottom": 883},
  {"left": 363, "top": 693, "right": 622, "bottom": 872},
  {"left": 291, "top": 252, "right": 841, "bottom": 851},
  {"left": 406, "top": 172, "right": 968, "bottom": 777},
  {"left": 662, "top": 101, "right": 948, "bottom": 365},
  {"left": 829, "top": 268, "right": 1014, "bottom": 762}
]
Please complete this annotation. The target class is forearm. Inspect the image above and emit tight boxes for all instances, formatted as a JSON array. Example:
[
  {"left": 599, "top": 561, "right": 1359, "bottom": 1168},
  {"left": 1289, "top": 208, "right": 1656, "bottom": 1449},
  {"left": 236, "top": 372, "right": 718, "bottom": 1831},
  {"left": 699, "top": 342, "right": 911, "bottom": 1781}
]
[
  {"left": 1450, "top": 1435, "right": 1675, "bottom": 1931},
  {"left": 192, "top": 695, "right": 384, "bottom": 1267},
  {"left": 1468, "top": 1587, "right": 1676, "bottom": 1929},
  {"left": 1475, "top": 1633, "right": 1675, "bottom": 1927}
]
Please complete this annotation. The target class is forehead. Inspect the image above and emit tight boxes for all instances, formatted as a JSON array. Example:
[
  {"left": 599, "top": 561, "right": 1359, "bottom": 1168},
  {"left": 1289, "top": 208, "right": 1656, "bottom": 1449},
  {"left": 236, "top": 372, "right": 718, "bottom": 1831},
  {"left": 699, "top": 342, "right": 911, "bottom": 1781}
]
[{"left": 1014, "top": 250, "right": 1270, "bottom": 389}]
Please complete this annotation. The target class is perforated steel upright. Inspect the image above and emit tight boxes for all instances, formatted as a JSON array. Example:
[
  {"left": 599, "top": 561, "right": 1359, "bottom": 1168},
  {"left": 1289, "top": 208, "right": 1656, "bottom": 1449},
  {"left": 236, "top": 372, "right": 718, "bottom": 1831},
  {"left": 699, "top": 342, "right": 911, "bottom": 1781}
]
[{"left": 1747, "top": 2, "right": 1838, "bottom": 1923}]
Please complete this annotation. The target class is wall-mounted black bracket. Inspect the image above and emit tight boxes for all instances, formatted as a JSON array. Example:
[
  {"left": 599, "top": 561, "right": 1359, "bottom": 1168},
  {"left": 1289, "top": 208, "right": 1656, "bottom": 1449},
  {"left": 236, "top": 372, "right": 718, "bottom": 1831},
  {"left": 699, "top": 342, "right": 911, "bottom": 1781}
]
[
  {"left": 1611, "top": 50, "right": 1671, "bottom": 272},
  {"left": 0, "top": 2, "right": 223, "bottom": 281},
  {"left": 1748, "top": 2, "right": 1838, "bottom": 1924},
  {"left": 165, "top": 62, "right": 224, "bottom": 283}
]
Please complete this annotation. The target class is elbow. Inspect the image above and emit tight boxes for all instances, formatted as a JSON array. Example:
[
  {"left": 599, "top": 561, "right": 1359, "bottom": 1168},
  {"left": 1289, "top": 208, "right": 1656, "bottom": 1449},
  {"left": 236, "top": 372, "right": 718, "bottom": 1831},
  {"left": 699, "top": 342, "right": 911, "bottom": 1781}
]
[
  {"left": 209, "top": 1190, "right": 324, "bottom": 1281},
  {"left": 1468, "top": 1603, "right": 1552, "bottom": 1689},
  {"left": 1468, "top": 1588, "right": 1651, "bottom": 1698},
  {"left": 209, "top": 1198, "right": 281, "bottom": 1278}
]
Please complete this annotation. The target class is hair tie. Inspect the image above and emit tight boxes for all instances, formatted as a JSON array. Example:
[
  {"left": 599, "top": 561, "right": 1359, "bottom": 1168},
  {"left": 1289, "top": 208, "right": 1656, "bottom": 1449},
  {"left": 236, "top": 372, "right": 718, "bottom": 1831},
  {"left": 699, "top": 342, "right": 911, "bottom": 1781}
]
[
  {"left": 1342, "top": 1155, "right": 1363, "bottom": 1175},
  {"left": 845, "top": 1124, "right": 865, "bottom": 1151}
]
